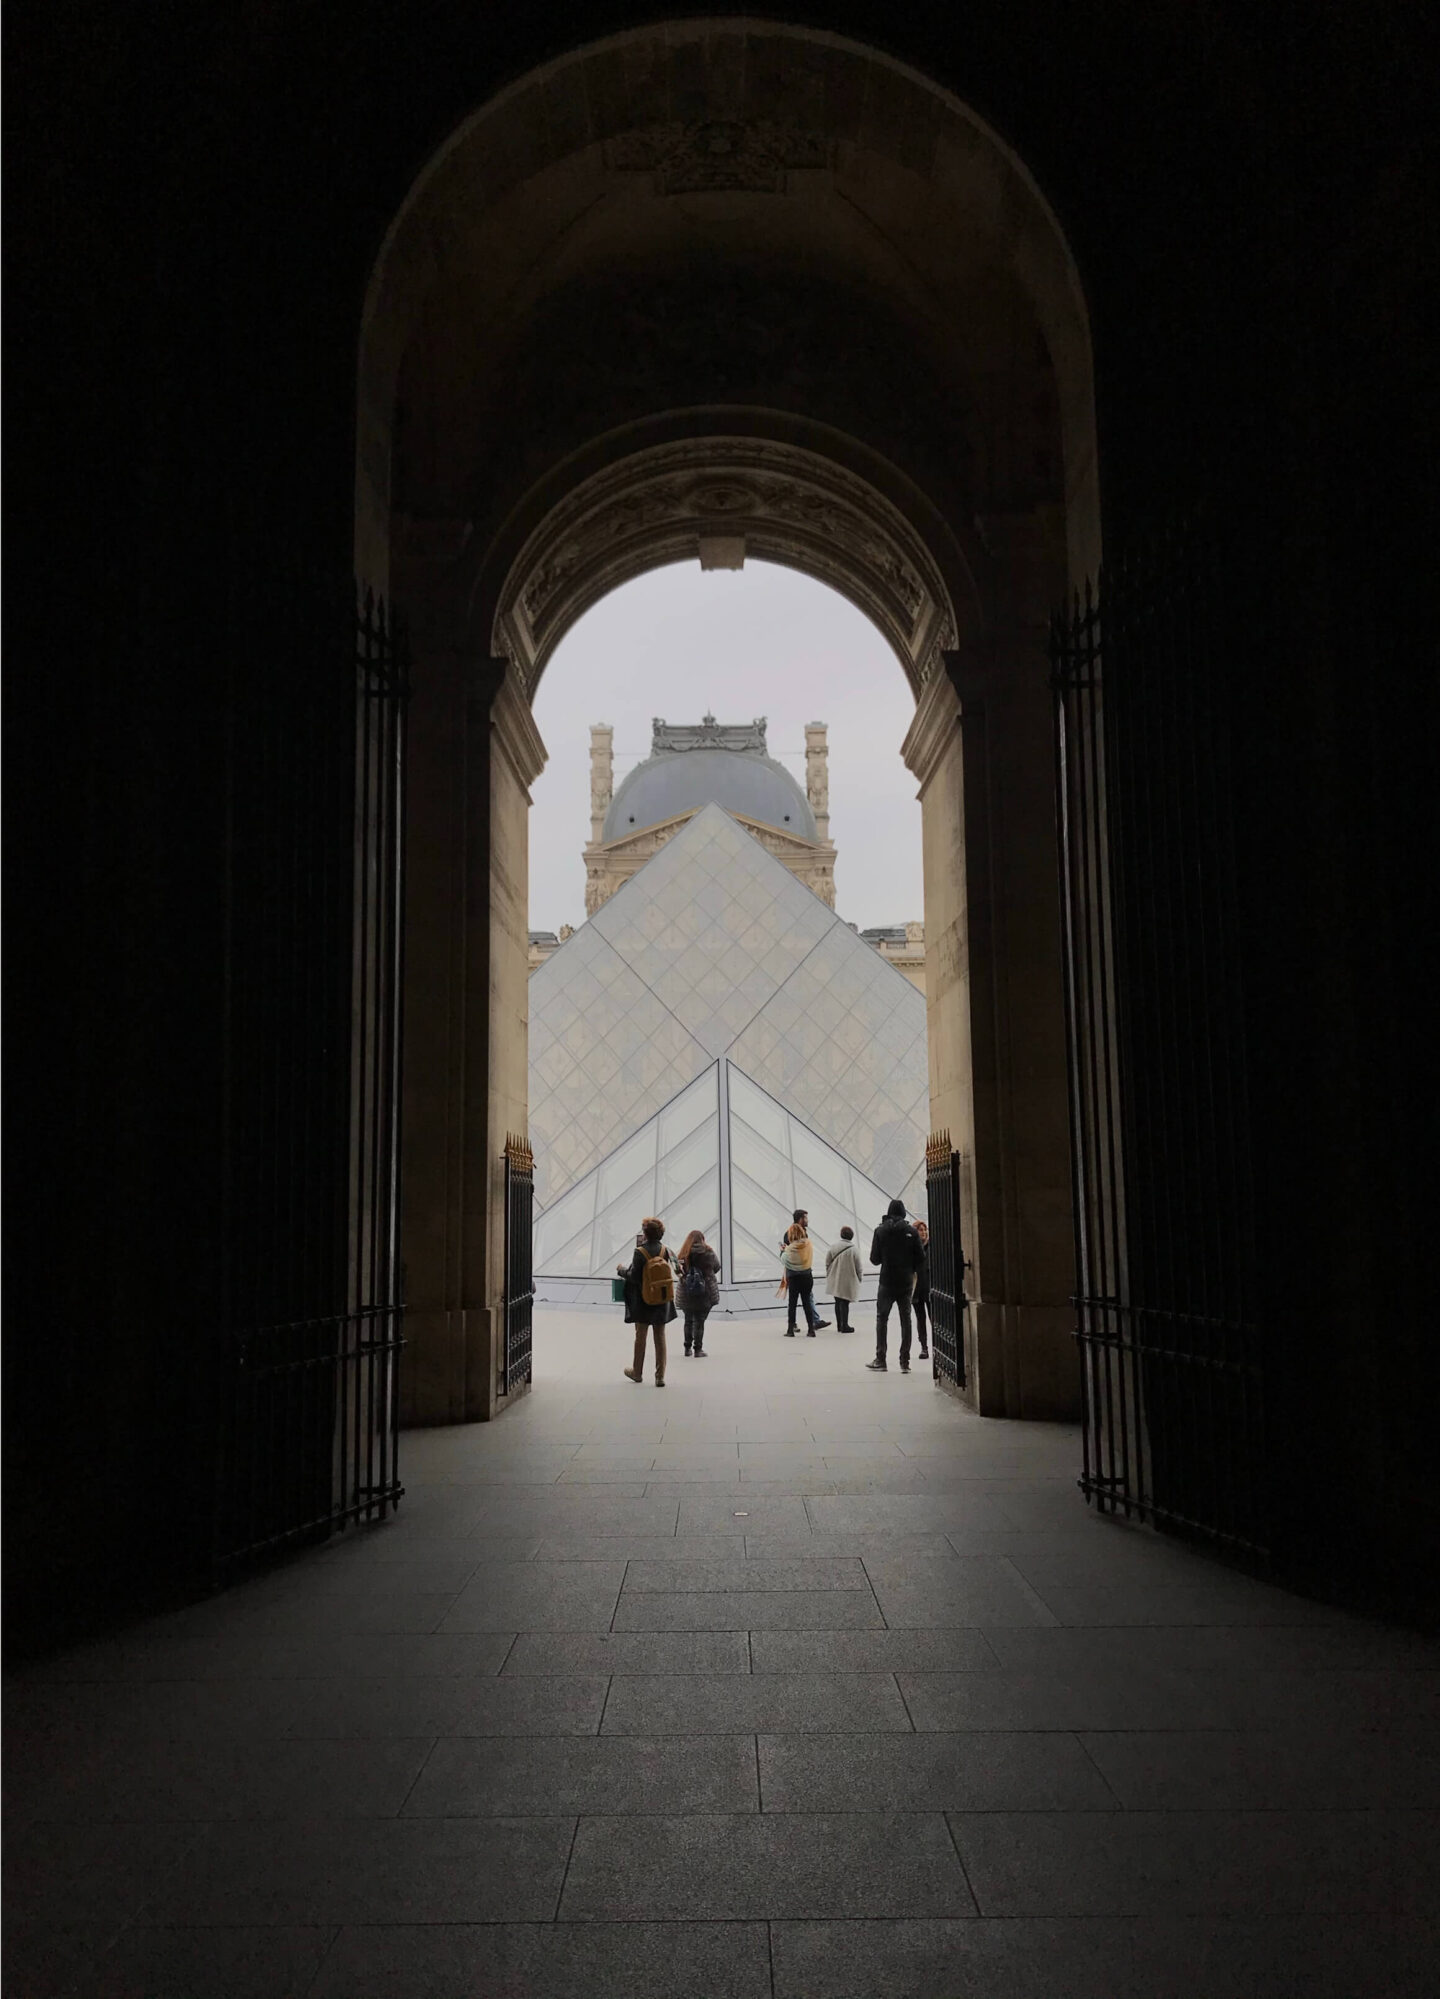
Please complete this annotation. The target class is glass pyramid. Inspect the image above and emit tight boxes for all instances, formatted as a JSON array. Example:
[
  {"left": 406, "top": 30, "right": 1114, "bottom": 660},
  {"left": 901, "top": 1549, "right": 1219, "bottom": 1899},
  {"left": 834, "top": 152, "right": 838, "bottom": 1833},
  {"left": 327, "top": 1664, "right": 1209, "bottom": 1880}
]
[{"left": 530, "top": 802, "right": 929, "bottom": 1278}]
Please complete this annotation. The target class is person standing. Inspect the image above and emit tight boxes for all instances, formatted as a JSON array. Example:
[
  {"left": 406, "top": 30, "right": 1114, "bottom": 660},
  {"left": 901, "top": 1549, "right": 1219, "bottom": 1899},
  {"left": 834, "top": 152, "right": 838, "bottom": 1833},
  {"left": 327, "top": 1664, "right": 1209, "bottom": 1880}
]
[
  {"left": 914, "top": 1219, "right": 932, "bottom": 1362},
  {"left": 620, "top": 1216, "right": 675, "bottom": 1385},
  {"left": 824, "top": 1225, "right": 864, "bottom": 1333},
  {"left": 779, "top": 1212, "right": 829, "bottom": 1336},
  {"left": 677, "top": 1228, "right": 720, "bottom": 1357},
  {"left": 866, "top": 1198, "right": 923, "bottom": 1373}
]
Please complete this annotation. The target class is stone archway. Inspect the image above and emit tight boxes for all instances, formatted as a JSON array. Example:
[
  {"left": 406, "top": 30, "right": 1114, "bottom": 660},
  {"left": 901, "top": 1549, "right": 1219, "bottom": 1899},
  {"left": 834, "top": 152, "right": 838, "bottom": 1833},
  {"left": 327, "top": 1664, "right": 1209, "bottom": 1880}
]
[
  {"left": 361, "top": 20, "right": 1095, "bottom": 1426},
  {"left": 492, "top": 436, "right": 957, "bottom": 695}
]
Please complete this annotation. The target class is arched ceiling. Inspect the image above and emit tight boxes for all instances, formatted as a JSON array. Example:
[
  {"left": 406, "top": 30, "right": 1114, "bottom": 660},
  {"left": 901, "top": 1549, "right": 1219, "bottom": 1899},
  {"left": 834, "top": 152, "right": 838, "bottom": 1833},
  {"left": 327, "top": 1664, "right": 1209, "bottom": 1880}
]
[{"left": 359, "top": 19, "right": 1098, "bottom": 615}]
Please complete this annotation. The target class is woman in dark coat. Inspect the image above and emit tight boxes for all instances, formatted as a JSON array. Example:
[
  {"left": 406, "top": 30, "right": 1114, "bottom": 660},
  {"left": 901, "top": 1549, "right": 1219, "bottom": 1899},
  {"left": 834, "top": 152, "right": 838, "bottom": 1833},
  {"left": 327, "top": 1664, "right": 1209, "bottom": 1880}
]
[
  {"left": 620, "top": 1216, "right": 676, "bottom": 1385},
  {"left": 677, "top": 1228, "right": 720, "bottom": 1357}
]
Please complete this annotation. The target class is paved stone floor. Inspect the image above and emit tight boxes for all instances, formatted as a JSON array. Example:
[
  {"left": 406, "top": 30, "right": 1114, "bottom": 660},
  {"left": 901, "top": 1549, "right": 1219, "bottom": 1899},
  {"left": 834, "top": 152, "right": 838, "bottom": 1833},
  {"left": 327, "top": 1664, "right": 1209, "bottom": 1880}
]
[{"left": 6, "top": 1306, "right": 1439, "bottom": 1996}]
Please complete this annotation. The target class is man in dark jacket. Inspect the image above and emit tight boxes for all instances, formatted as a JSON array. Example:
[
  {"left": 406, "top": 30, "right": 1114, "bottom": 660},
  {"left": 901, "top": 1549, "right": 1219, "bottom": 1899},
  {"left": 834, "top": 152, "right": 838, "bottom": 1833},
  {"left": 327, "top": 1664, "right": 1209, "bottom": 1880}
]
[{"left": 866, "top": 1198, "right": 923, "bottom": 1373}]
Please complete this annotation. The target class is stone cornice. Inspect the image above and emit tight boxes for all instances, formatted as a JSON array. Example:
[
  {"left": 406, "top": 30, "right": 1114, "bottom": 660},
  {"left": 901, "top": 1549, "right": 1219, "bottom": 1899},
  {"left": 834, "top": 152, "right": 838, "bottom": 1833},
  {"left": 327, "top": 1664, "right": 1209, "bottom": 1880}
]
[
  {"left": 900, "top": 663, "right": 963, "bottom": 796},
  {"left": 489, "top": 659, "right": 547, "bottom": 795}
]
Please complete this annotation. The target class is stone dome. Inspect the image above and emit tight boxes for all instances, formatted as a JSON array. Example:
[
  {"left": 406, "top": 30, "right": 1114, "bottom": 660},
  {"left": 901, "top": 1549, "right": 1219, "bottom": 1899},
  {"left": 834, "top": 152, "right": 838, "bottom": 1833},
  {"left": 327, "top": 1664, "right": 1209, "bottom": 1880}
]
[{"left": 603, "top": 746, "right": 817, "bottom": 842}]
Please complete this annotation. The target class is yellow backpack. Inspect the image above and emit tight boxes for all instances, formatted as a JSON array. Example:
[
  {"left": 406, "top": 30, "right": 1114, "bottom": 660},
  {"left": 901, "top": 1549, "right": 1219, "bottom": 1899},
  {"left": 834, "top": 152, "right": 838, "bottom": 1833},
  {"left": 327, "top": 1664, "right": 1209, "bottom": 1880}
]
[{"left": 641, "top": 1250, "right": 674, "bottom": 1307}]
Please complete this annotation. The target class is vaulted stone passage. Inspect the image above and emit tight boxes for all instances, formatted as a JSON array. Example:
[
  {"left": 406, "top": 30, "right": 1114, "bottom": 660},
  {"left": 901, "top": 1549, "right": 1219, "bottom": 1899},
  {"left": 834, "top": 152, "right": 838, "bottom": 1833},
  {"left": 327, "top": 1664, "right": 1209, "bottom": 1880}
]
[
  {"left": 12, "top": 3, "right": 1436, "bottom": 1986},
  {"left": 367, "top": 22, "right": 1087, "bottom": 1425}
]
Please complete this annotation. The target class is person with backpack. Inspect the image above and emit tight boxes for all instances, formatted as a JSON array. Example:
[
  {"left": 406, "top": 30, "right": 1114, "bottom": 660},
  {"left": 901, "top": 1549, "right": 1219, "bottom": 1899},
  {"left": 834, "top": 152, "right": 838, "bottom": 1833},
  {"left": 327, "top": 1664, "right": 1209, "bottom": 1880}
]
[
  {"left": 824, "top": 1224, "right": 864, "bottom": 1333},
  {"left": 677, "top": 1228, "right": 721, "bottom": 1357},
  {"left": 779, "top": 1210, "right": 829, "bottom": 1337},
  {"left": 621, "top": 1216, "right": 676, "bottom": 1385},
  {"left": 865, "top": 1198, "right": 924, "bottom": 1374}
]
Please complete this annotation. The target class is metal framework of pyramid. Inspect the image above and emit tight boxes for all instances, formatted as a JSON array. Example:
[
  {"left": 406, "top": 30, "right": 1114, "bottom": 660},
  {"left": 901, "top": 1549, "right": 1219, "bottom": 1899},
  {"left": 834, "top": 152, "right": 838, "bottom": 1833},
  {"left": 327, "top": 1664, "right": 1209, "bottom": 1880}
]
[{"left": 529, "top": 802, "right": 929, "bottom": 1283}]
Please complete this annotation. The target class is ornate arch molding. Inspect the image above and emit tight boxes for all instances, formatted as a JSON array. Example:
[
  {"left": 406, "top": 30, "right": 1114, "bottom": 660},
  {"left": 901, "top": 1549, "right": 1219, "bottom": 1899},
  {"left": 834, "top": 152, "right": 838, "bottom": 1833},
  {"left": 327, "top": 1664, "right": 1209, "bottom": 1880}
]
[
  {"left": 359, "top": 21, "right": 1099, "bottom": 594},
  {"left": 493, "top": 437, "right": 958, "bottom": 697}
]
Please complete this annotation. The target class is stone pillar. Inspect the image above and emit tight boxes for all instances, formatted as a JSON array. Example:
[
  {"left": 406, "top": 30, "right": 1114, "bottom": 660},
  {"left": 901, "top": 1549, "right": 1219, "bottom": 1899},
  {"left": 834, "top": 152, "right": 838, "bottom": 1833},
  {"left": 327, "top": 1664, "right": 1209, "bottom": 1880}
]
[
  {"left": 902, "top": 670, "right": 985, "bottom": 1392},
  {"left": 903, "top": 531, "right": 1077, "bottom": 1421},
  {"left": 397, "top": 616, "right": 546, "bottom": 1426},
  {"left": 485, "top": 664, "right": 548, "bottom": 1415},
  {"left": 589, "top": 724, "right": 613, "bottom": 842},
  {"left": 804, "top": 722, "right": 830, "bottom": 842}
]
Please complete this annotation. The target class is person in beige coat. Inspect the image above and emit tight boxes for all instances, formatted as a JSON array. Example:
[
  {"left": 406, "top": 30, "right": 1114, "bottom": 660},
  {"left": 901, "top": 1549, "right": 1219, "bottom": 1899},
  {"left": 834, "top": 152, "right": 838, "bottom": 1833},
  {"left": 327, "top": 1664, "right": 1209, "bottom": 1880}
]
[{"left": 824, "top": 1225, "right": 864, "bottom": 1334}]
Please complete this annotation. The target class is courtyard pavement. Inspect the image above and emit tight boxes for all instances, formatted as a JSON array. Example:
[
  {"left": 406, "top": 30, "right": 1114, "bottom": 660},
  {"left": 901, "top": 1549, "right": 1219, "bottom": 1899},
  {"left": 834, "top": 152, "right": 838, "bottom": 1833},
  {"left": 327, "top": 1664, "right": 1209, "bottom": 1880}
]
[{"left": 5, "top": 1305, "right": 1439, "bottom": 1996}]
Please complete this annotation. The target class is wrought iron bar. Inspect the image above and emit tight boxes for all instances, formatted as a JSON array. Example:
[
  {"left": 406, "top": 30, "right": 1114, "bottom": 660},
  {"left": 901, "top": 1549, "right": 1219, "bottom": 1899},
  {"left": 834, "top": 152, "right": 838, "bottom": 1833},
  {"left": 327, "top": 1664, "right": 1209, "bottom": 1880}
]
[
  {"left": 212, "top": 584, "right": 407, "bottom": 1578},
  {"left": 1051, "top": 531, "right": 1264, "bottom": 1558},
  {"left": 503, "top": 1133, "right": 535, "bottom": 1397},
  {"left": 924, "top": 1129, "right": 967, "bottom": 1389}
]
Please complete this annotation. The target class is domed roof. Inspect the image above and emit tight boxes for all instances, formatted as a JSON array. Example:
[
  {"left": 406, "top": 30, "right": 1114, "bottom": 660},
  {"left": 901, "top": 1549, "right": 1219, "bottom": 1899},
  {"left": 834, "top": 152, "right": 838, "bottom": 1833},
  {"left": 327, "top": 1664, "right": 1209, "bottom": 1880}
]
[{"left": 603, "top": 745, "right": 816, "bottom": 843}]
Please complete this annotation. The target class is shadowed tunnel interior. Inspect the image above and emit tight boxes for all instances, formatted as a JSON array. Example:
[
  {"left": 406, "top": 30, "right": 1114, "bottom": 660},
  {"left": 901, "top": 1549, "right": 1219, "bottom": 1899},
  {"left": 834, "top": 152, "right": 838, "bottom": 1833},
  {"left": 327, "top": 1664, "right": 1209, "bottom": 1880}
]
[{"left": 5, "top": 6, "right": 1436, "bottom": 1994}]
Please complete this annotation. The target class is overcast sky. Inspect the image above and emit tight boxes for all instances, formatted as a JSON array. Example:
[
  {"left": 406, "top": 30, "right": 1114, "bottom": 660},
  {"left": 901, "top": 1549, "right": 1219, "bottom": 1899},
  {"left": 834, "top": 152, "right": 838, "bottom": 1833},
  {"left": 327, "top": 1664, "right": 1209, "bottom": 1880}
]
[{"left": 529, "top": 561, "right": 923, "bottom": 934}]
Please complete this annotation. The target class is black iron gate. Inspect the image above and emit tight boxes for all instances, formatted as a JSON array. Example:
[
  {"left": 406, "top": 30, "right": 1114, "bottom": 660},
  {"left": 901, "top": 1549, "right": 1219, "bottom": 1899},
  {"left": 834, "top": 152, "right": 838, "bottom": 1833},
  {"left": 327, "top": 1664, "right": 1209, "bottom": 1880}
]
[
  {"left": 503, "top": 1133, "right": 535, "bottom": 1397},
  {"left": 213, "top": 585, "right": 407, "bottom": 1577},
  {"left": 1051, "top": 538, "right": 1264, "bottom": 1556},
  {"left": 924, "top": 1129, "right": 967, "bottom": 1389}
]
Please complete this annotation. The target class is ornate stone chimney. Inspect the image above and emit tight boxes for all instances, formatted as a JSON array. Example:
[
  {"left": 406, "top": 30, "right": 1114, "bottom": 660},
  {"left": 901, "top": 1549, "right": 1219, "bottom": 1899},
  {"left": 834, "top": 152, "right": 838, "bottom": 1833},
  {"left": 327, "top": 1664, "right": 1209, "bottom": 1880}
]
[
  {"left": 589, "top": 724, "right": 614, "bottom": 843},
  {"left": 804, "top": 722, "right": 830, "bottom": 843}
]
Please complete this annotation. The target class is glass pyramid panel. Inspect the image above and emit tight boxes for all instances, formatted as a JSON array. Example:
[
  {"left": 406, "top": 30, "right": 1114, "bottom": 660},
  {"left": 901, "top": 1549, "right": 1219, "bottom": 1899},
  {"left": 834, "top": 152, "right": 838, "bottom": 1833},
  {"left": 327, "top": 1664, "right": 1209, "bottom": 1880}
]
[
  {"left": 533, "top": 1064, "right": 720, "bottom": 1277},
  {"left": 658, "top": 1114, "right": 720, "bottom": 1211},
  {"left": 597, "top": 1122, "right": 659, "bottom": 1210},
  {"left": 593, "top": 1163, "right": 663, "bottom": 1274},
  {"left": 659, "top": 1067, "right": 720, "bottom": 1151},
  {"left": 727, "top": 1060, "right": 910, "bottom": 1281},
  {"left": 532, "top": 1173, "right": 599, "bottom": 1278},
  {"left": 728, "top": 1066, "right": 788, "bottom": 1152},
  {"left": 731, "top": 1217, "right": 783, "bottom": 1283}
]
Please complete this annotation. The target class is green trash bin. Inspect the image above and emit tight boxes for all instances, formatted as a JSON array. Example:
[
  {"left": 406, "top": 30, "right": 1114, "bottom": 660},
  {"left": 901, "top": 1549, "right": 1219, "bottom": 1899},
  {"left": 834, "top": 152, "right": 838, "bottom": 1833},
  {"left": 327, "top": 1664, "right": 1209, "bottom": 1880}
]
[{"left": 611, "top": 1275, "right": 627, "bottom": 1303}]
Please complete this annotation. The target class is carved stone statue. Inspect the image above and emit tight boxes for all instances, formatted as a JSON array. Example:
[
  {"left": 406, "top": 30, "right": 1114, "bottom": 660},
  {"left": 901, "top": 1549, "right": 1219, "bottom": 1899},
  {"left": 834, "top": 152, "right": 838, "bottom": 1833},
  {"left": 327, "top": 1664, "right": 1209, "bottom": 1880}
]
[{"left": 651, "top": 714, "right": 767, "bottom": 756}]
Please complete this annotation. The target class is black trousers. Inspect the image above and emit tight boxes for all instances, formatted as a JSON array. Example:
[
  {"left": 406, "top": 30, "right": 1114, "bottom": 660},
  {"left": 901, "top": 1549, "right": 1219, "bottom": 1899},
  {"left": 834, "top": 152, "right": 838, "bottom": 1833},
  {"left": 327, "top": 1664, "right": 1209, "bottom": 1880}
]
[
  {"left": 786, "top": 1270, "right": 819, "bottom": 1331},
  {"left": 834, "top": 1298, "right": 852, "bottom": 1332},
  {"left": 683, "top": 1306, "right": 711, "bottom": 1349},
  {"left": 875, "top": 1284, "right": 913, "bottom": 1366},
  {"left": 914, "top": 1296, "right": 929, "bottom": 1351}
]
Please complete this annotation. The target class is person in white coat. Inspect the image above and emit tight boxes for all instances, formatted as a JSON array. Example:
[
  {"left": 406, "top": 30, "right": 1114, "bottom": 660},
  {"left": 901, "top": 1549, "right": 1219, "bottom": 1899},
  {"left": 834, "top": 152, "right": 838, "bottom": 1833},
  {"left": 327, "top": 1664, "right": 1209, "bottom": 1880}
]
[{"left": 824, "top": 1225, "right": 864, "bottom": 1334}]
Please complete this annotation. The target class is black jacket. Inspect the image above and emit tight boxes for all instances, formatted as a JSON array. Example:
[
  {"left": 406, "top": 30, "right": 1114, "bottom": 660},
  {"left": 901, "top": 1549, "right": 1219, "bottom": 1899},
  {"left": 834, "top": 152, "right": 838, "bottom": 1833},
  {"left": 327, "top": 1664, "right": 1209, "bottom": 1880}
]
[
  {"left": 680, "top": 1241, "right": 721, "bottom": 1311},
  {"left": 870, "top": 1214, "right": 923, "bottom": 1291}
]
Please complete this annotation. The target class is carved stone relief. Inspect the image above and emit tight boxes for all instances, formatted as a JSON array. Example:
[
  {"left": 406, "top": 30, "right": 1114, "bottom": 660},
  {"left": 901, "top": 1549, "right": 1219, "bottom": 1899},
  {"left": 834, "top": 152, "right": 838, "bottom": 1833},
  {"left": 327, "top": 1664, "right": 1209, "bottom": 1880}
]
[
  {"left": 653, "top": 715, "right": 767, "bottom": 756},
  {"left": 495, "top": 438, "right": 957, "bottom": 697},
  {"left": 606, "top": 122, "right": 831, "bottom": 195}
]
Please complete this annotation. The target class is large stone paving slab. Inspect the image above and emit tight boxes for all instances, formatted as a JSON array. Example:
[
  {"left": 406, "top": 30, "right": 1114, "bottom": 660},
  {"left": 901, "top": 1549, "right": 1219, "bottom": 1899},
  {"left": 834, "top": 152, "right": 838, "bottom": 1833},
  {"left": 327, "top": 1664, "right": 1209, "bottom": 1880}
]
[
  {"left": 310, "top": 1921, "right": 773, "bottom": 1999},
  {"left": 404, "top": 1734, "right": 759, "bottom": 1816},
  {"left": 611, "top": 1589, "right": 885, "bottom": 1631},
  {"left": 440, "top": 1562, "right": 625, "bottom": 1632},
  {"left": 559, "top": 1813, "right": 977, "bottom": 1920},
  {"left": 601, "top": 1672, "right": 913, "bottom": 1736},
  {"left": 759, "top": 1730, "right": 1118, "bottom": 1812},
  {"left": 503, "top": 1630, "right": 751, "bottom": 1674},
  {"left": 141, "top": 1817, "right": 578, "bottom": 1925}
]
